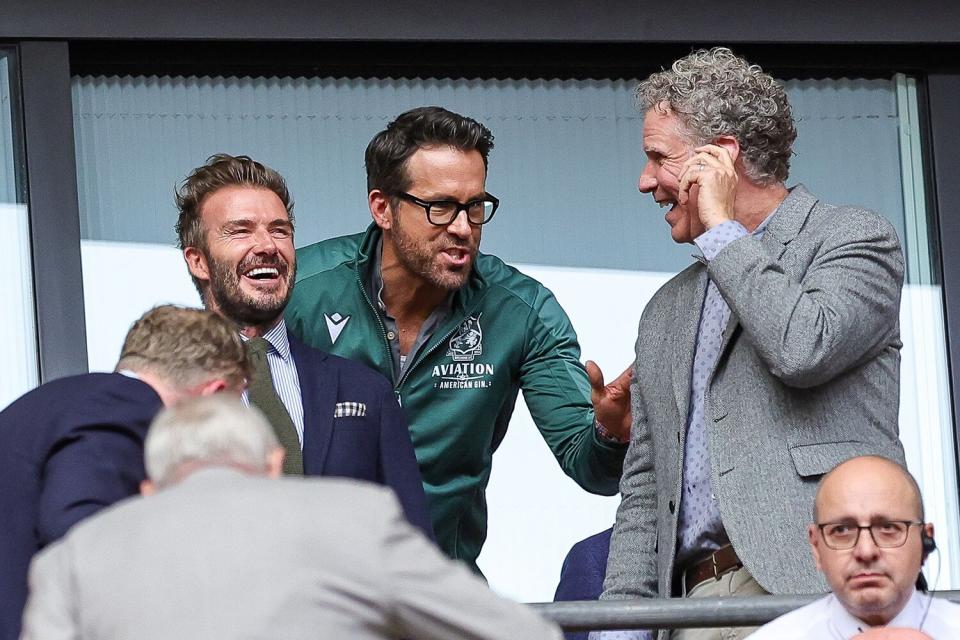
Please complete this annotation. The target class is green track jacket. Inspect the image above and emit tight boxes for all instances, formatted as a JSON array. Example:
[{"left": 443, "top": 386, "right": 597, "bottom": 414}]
[{"left": 286, "top": 224, "right": 626, "bottom": 570}]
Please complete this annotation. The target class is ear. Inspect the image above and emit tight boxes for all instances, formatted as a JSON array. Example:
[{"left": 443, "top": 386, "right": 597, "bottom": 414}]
[
  {"left": 369, "top": 189, "right": 394, "bottom": 231},
  {"left": 713, "top": 135, "right": 741, "bottom": 165},
  {"left": 266, "top": 447, "right": 285, "bottom": 479},
  {"left": 924, "top": 522, "right": 936, "bottom": 557},
  {"left": 808, "top": 523, "right": 823, "bottom": 571},
  {"left": 183, "top": 246, "right": 211, "bottom": 283},
  {"left": 197, "top": 378, "right": 228, "bottom": 396},
  {"left": 140, "top": 479, "right": 156, "bottom": 497}
]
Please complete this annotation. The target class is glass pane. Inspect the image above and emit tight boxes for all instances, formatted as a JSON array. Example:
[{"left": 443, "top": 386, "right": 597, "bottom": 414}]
[
  {"left": 0, "top": 49, "right": 39, "bottom": 410},
  {"left": 893, "top": 73, "right": 959, "bottom": 589},
  {"left": 72, "top": 72, "right": 959, "bottom": 597}
]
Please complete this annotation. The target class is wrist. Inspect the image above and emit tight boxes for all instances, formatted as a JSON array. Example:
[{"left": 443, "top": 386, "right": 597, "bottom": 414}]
[{"left": 595, "top": 419, "right": 629, "bottom": 445}]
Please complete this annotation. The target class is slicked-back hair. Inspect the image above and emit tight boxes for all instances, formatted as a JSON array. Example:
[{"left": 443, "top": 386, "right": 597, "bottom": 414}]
[
  {"left": 365, "top": 106, "right": 495, "bottom": 200},
  {"left": 636, "top": 47, "right": 797, "bottom": 185},
  {"left": 145, "top": 395, "right": 279, "bottom": 488},
  {"left": 115, "top": 305, "right": 249, "bottom": 392},
  {"left": 175, "top": 153, "right": 295, "bottom": 252}
]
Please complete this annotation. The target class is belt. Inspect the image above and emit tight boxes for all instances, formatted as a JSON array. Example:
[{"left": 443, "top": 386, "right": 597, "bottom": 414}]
[{"left": 682, "top": 544, "right": 743, "bottom": 594}]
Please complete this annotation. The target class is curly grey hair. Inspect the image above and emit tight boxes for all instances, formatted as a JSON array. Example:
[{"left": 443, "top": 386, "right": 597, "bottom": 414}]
[{"left": 636, "top": 47, "right": 796, "bottom": 185}]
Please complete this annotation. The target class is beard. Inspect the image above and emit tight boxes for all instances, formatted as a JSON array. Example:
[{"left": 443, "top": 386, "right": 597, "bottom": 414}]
[
  {"left": 391, "top": 212, "right": 476, "bottom": 291},
  {"left": 205, "top": 251, "right": 296, "bottom": 328}
]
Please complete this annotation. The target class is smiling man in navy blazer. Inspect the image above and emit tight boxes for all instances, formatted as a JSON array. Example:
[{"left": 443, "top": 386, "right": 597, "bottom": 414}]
[{"left": 176, "top": 153, "right": 432, "bottom": 537}]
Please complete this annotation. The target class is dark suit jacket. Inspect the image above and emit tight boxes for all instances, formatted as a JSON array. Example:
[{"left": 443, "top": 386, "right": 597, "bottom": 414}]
[
  {"left": 288, "top": 332, "right": 433, "bottom": 538},
  {"left": 554, "top": 528, "right": 613, "bottom": 640},
  {"left": 0, "top": 373, "right": 163, "bottom": 640}
]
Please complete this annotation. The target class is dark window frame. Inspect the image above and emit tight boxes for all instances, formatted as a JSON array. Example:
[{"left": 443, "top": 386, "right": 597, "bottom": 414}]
[{"left": 9, "top": 37, "right": 960, "bottom": 480}]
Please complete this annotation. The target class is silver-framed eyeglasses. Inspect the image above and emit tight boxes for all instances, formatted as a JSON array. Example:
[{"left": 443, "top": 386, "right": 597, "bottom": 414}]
[
  {"left": 393, "top": 191, "right": 499, "bottom": 226},
  {"left": 817, "top": 520, "right": 924, "bottom": 550}
]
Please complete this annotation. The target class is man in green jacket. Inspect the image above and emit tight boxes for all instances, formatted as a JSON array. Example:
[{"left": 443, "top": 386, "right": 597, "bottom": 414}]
[{"left": 286, "top": 106, "right": 630, "bottom": 571}]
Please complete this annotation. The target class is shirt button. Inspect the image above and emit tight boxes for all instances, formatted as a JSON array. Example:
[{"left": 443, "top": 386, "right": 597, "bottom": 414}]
[
  {"left": 669, "top": 500, "right": 676, "bottom": 514},
  {"left": 387, "top": 331, "right": 396, "bottom": 340}
]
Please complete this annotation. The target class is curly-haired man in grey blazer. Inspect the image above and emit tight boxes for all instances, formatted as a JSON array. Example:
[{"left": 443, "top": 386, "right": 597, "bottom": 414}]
[{"left": 597, "top": 48, "right": 907, "bottom": 640}]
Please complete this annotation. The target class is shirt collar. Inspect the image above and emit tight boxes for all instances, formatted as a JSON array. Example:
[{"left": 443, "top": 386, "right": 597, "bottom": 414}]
[
  {"left": 240, "top": 318, "right": 292, "bottom": 361},
  {"left": 751, "top": 208, "right": 775, "bottom": 238}
]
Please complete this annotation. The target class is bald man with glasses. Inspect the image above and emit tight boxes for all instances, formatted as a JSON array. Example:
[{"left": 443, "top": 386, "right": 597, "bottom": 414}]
[{"left": 749, "top": 456, "right": 960, "bottom": 639}]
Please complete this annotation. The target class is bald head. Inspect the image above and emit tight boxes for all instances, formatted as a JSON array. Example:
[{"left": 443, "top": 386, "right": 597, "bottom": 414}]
[
  {"left": 813, "top": 456, "right": 923, "bottom": 523},
  {"left": 808, "top": 455, "right": 932, "bottom": 626}
]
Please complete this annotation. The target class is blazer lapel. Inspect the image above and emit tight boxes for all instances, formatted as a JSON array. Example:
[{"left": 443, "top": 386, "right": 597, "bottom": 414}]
[
  {"left": 763, "top": 184, "right": 818, "bottom": 253},
  {"left": 288, "top": 332, "right": 339, "bottom": 476},
  {"left": 671, "top": 265, "right": 708, "bottom": 421}
]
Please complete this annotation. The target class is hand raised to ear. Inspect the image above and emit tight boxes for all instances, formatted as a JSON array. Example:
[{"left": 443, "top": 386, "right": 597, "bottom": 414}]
[{"left": 677, "top": 144, "right": 738, "bottom": 230}]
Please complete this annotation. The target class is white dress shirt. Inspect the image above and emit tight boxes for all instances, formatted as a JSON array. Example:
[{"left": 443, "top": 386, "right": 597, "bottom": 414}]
[{"left": 749, "top": 591, "right": 960, "bottom": 639}]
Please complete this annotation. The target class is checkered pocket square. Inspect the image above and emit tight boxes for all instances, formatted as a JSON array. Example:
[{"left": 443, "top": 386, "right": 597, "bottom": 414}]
[{"left": 333, "top": 401, "right": 367, "bottom": 418}]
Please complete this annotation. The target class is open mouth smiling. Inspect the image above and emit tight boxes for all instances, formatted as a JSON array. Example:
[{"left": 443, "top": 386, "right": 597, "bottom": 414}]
[{"left": 244, "top": 266, "right": 280, "bottom": 280}]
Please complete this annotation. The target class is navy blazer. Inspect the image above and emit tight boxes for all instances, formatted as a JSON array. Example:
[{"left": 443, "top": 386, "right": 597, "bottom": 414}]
[
  {"left": 288, "top": 332, "right": 433, "bottom": 539},
  {"left": 554, "top": 528, "right": 614, "bottom": 640},
  {"left": 0, "top": 373, "right": 163, "bottom": 640}
]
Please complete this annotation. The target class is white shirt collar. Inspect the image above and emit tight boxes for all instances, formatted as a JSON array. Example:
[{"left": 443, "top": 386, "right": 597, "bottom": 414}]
[{"left": 240, "top": 318, "right": 292, "bottom": 362}]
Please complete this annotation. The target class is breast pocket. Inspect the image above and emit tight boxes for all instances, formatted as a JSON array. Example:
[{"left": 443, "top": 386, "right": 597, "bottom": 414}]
[{"left": 788, "top": 440, "right": 868, "bottom": 478}]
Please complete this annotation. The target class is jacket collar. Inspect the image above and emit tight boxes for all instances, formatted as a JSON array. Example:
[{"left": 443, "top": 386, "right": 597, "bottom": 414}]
[{"left": 762, "top": 184, "right": 819, "bottom": 247}]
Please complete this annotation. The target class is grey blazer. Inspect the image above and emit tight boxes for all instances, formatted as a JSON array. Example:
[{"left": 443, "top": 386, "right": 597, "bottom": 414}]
[
  {"left": 602, "top": 186, "right": 906, "bottom": 601},
  {"left": 21, "top": 469, "right": 561, "bottom": 640}
]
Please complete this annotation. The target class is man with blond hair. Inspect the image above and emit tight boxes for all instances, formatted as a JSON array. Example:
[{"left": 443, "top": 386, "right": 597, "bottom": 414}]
[
  {"left": 0, "top": 305, "right": 247, "bottom": 640},
  {"left": 21, "top": 396, "right": 563, "bottom": 640}
]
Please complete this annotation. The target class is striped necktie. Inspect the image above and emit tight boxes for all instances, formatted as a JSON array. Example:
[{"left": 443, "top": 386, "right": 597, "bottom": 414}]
[{"left": 245, "top": 337, "right": 304, "bottom": 475}]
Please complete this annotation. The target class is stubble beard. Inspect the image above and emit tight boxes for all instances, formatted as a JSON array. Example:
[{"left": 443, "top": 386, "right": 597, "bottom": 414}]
[
  {"left": 205, "top": 251, "right": 296, "bottom": 328},
  {"left": 391, "top": 212, "right": 474, "bottom": 291}
]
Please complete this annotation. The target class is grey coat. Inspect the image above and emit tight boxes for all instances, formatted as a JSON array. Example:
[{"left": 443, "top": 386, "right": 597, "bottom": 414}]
[
  {"left": 602, "top": 186, "right": 906, "bottom": 601},
  {"left": 21, "top": 469, "right": 562, "bottom": 640}
]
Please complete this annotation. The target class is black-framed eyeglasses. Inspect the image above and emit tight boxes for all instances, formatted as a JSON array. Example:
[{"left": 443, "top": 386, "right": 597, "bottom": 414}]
[
  {"left": 817, "top": 520, "right": 924, "bottom": 550},
  {"left": 393, "top": 191, "right": 499, "bottom": 226}
]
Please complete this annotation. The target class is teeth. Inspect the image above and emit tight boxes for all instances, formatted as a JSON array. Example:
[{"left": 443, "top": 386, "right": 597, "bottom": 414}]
[
  {"left": 246, "top": 267, "right": 279, "bottom": 278},
  {"left": 658, "top": 201, "right": 674, "bottom": 209}
]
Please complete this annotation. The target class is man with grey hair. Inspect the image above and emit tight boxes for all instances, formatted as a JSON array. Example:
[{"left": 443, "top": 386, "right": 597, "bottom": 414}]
[
  {"left": 21, "top": 396, "right": 564, "bottom": 640},
  {"left": 598, "top": 48, "right": 906, "bottom": 639},
  {"left": 0, "top": 305, "right": 247, "bottom": 640}
]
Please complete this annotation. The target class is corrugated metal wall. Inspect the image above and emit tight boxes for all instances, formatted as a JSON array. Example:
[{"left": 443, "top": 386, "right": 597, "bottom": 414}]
[
  {"left": 72, "top": 75, "right": 905, "bottom": 274},
  {"left": 1, "top": 55, "right": 16, "bottom": 204}
]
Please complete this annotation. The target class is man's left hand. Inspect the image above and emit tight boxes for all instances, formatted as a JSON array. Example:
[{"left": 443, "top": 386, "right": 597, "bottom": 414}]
[
  {"left": 678, "top": 143, "right": 738, "bottom": 230},
  {"left": 587, "top": 361, "right": 633, "bottom": 443}
]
